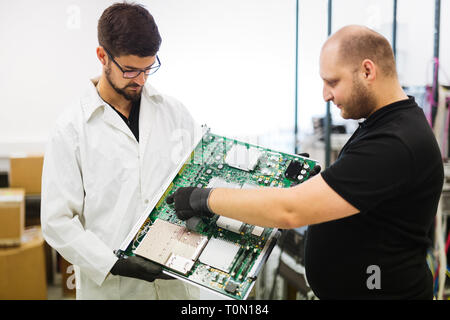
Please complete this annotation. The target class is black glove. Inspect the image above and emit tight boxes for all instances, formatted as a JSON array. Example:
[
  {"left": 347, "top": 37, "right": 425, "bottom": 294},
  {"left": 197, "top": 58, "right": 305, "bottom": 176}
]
[
  {"left": 297, "top": 152, "right": 321, "bottom": 177},
  {"left": 297, "top": 152, "right": 310, "bottom": 158},
  {"left": 309, "top": 164, "right": 322, "bottom": 177},
  {"left": 166, "top": 187, "right": 214, "bottom": 221},
  {"left": 110, "top": 255, "right": 174, "bottom": 282}
]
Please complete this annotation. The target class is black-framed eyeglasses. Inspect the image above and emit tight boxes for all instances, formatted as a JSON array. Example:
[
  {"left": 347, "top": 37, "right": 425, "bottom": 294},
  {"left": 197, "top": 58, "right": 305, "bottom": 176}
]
[{"left": 104, "top": 48, "right": 161, "bottom": 79}]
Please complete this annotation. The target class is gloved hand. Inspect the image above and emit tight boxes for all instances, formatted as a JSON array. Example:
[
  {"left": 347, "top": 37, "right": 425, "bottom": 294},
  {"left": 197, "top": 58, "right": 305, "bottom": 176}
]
[
  {"left": 309, "top": 164, "right": 322, "bottom": 177},
  {"left": 297, "top": 152, "right": 321, "bottom": 177},
  {"left": 110, "top": 255, "right": 174, "bottom": 282},
  {"left": 166, "top": 187, "right": 214, "bottom": 221}
]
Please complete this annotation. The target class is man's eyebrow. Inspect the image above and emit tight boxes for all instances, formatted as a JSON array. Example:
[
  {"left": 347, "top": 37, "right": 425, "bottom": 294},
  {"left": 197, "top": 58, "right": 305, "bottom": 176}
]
[{"left": 322, "top": 77, "right": 338, "bottom": 83}]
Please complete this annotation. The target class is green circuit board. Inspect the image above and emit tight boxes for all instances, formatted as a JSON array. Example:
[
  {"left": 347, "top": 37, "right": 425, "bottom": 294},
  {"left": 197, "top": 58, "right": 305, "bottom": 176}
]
[{"left": 118, "top": 130, "right": 319, "bottom": 300}]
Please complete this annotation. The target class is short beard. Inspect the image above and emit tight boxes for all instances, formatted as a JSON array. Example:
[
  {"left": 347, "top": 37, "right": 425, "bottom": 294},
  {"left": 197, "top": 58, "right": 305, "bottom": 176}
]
[
  {"left": 346, "top": 75, "right": 377, "bottom": 120},
  {"left": 105, "top": 64, "right": 142, "bottom": 103}
]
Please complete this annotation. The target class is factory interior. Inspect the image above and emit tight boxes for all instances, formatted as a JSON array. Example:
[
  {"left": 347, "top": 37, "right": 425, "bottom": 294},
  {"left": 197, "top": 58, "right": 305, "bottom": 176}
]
[{"left": 0, "top": 0, "right": 449, "bottom": 302}]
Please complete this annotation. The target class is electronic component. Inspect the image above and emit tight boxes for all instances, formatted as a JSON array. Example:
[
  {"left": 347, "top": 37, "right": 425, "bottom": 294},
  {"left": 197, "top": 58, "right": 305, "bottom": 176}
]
[
  {"left": 199, "top": 238, "right": 240, "bottom": 273},
  {"left": 216, "top": 216, "right": 244, "bottom": 233},
  {"left": 225, "top": 280, "right": 239, "bottom": 294},
  {"left": 207, "top": 177, "right": 241, "bottom": 189},
  {"left": 231, "top": 247, "right": 250, "bottom": 278},
  {"left": 251, "top": 226, "right": 264, "bottom": 237},
  {"left": 225, "top": 144, "right": 262, "bottom": 172},
  {"left": 239, "top": 249, "right": 256, "bottom": 279},
  {"left": 165, "top": 254, "right": 195, "bottom": 275},
  {"left": 118, "top": 128, "right": 319, "bottom": 300},
  {"left": 284, "top": 160, "right": 303, "bottom": 180},
  {"left": 135, "top": 219, "right": 208, "bottom": 274}
]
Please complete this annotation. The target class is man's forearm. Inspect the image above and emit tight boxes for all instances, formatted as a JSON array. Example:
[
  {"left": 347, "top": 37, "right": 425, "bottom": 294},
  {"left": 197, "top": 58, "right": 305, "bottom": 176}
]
[
  {"left": 208, "top": 187, "right": 297, "bottom": 228},
  {"left": 207, "top": 174, "right": 359, "bottom": 229},
  {"left": 168, "top": 174, "right": 359, "bottom": 229}
]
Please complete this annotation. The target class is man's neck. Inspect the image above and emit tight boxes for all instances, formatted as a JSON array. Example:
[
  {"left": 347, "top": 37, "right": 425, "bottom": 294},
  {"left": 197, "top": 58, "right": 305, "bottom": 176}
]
[
  {"left": 96, "top": 75, "right": 133, "bottom": 117},
  {"left": 371, "top": 79, "right": 409, "bottom": 115}
]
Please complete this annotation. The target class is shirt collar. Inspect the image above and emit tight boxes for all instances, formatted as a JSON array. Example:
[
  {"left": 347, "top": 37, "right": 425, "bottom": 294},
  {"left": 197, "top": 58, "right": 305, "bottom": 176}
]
[
  {"left": 359, "top": 96, "right": 416, "bottom": 129},
  {"left": 81, "top": 77, "right": 163, "bottom": 122}
]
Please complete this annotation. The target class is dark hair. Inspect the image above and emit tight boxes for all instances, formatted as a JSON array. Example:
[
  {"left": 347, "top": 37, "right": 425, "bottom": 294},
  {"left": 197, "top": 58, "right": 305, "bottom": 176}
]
[{"left": 98, "top": 2, "right": 161, "bottom": 57}]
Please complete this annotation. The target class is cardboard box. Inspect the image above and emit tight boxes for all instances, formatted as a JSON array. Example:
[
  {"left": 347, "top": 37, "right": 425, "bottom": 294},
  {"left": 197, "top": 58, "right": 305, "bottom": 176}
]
[
  {"left": 0, "top": 188, "right": 25, "bottom": 246},
  {"left": 0, "top": 227, "right": 47, "bottom": 299},
  {"left": 9, "top": 155, "right": 44, "bottom": 195}
]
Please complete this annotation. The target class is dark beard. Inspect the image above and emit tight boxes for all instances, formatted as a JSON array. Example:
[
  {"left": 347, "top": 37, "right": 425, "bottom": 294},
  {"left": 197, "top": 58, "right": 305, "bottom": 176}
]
[
  {"left": 105, "top": 65, "right": 142, "bottom": 103},
  {"left": 348, "top": 76, "right": 377, "bottom": 119}
]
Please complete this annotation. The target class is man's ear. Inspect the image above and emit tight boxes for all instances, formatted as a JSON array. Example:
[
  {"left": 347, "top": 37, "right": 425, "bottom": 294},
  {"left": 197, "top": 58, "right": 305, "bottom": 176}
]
[
  {"left": 96, "top": 47, "right": 107, "bottom": 65},
  {"left": 361, "top": 59, "right": 376, "bottom": 81}
]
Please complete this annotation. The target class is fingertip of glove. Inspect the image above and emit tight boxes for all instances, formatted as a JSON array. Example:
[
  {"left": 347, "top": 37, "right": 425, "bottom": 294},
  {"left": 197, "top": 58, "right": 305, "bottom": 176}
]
[
  {"left": 176, "top": 210, "right": 193, "bottom": 221},
  {"left": 166, "top": 194, "right": 174, "bottom": 204}
]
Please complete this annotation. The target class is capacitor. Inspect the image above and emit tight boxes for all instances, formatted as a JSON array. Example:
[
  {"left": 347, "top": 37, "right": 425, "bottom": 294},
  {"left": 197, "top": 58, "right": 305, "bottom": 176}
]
[
  {"left": 206, "top": 169, "right": 212, "bottom": 174},
  {"left": 218, "top": 164, "right": 224, "bottom": 169},
  {"left": 297, "top": 175, "right": 304, "bottom": 181}
]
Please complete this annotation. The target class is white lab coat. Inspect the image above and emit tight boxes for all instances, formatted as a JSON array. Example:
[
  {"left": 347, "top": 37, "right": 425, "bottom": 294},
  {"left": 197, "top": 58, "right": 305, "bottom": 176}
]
[{"left": 41, "top": 79, "right": 202, "bottom": 299}]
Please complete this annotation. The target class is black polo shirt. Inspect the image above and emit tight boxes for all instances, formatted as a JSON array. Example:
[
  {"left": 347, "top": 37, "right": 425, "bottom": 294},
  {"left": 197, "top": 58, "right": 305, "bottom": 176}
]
[
  {"left": 305, "top": 97, "right": 444, "bottom": 299},
  {"left": 108, "top": 99, "right": 140, "bottom": 142}
]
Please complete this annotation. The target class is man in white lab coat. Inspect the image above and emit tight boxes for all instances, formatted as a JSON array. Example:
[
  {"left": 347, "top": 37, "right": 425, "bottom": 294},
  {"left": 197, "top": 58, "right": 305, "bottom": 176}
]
[{"left": 41, "top": 3, "right": 201, "bottom": 299}]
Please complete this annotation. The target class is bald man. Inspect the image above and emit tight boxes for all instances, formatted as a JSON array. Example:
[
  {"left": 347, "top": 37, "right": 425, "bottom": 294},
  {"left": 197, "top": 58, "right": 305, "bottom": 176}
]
[{"left": 167, "top": 26, "right": 444, "bottom": 299}]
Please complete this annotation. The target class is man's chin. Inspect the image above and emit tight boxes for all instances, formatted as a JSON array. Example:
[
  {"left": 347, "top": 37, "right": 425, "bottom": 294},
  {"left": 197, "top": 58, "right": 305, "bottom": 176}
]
[
  {"left": 339, "top": 109, "right": 349, "bottom": 119},
  {"left": 119, "top": 88, "right": 141, "bottom": 102},
  {"left": 128, "top": 94, "right": 141, "bottom": 102}
]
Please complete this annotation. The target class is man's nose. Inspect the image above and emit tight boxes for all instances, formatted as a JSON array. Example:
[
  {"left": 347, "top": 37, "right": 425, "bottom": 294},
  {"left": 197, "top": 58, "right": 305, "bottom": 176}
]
[
  {"left": 323, "top": 86, "right": 333, "bottom": 102},
  {"left": 134, "top": 72, "right": 147, "bottom": 86}
]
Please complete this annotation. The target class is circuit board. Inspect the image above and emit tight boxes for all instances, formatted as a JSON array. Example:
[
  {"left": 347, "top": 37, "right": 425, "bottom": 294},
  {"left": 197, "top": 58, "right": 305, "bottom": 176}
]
[{"left": 117, "top": 129, "right": 319, "bottom": 300}]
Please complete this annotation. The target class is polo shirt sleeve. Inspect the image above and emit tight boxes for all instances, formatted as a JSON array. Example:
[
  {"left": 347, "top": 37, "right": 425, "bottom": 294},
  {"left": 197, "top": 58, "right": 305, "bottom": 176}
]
[{"left": 320, "top": 134, "right": 414, "bottom": 212}]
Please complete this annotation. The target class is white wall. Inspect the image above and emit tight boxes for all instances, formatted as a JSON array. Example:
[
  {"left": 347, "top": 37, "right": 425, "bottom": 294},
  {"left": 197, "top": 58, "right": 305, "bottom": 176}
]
[
  {"left": 0, "top": 0, "right": 297, "bottom": 156},
  {"left": 149, "top": 0, "right": 297, "bottom": 149},
  {"left": 0, "top": 0, "right": 107, "bottom": 154},
  {"left": 0, "top": 0, "right": 449, "bottom": 159}
]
